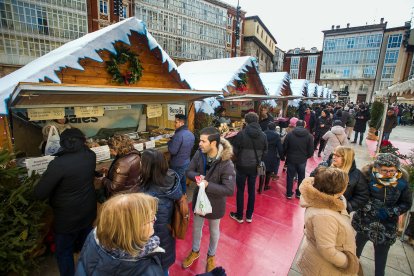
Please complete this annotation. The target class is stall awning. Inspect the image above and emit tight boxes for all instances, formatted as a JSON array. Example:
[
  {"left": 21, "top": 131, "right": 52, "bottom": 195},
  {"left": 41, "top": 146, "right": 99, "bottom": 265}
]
[
  {"left": 10, "top": 83, "right": 223, "bottom": 108},
  {"left": 218, "top": 94, "right": 303, "bottom": 102}
]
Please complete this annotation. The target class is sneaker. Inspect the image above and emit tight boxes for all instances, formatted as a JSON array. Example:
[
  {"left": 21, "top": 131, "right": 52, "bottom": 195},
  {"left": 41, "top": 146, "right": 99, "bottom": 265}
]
[
  {"left": 286, "top": 195, "right": 292, "bottom": 199},
  {"left": 264, "top": 185, "right": 271, "bottom": 191},
  {"left": 296, "top": 193, "right": 301, "bottom": 198},
  {"left": 351, "top": 141, "right": 356, "bottom": 144},
  {"left": 182, "top": 251, "right": 200, "bottom": 268},
  {"left": 206, "top": 255, "right": 216, "bottom": 272},
  {"left": 246, "top": 216, "right": 253, "bottom": 223},
  {"left": 229, "top": 212, "right": 244, "bottom": 223}
]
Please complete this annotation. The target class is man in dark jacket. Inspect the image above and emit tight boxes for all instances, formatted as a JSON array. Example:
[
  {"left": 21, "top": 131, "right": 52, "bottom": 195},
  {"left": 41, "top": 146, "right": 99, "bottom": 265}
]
[
  {"left": 230, "top": 112, "right": 267, "bottom": 223},
  {"left": 341, "top": 107, "right": 351, "bottom": 127},
  {"left": 314, "top": 109, "right": 332, "bottom": 157},
  {"left": 283, "top": 120, "right": 314, "bottom": 199},
  {"left": 35, "top": 128, "right": 96, "bottom": 276},
  {"left": 352, "top": 104, "right": 370, "bottom": 145},
  {"left": 383, "top": 108, "right": 398, "bottom": 141},
  {"left": 262, "top": 122, "right": 283, "bottom": 191},
  {"left": 258, "top": 105, "right": 274, "bottom": 131},
  {"left": 168, "top": 114, "right": 195, "bottom": 194},
  {"left": 183, "top": 127, "right": 235, "bottom": 272},
  {"left": 303, "top": 107, "right": 316, "bottom": 133}
]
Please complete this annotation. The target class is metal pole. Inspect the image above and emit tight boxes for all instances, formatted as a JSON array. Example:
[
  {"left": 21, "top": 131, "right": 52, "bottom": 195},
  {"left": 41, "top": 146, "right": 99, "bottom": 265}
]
[{"left": 234, "top": 0, "right": 240, "bottom": 57}]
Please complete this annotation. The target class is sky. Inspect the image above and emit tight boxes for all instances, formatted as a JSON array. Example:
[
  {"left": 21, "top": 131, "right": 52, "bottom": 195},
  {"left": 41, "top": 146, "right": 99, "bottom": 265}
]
[{"left": 221, "top": 0, "right": 413, "bottom": 51}]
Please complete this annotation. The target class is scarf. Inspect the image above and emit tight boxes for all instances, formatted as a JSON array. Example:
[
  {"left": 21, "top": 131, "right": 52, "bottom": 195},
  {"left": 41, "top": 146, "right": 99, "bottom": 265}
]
[{"left": 371, "top": 167, "right": 402, "bottom": 189}]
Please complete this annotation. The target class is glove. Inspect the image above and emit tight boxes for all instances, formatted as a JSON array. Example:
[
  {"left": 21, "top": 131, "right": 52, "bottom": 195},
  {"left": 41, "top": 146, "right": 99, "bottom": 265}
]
[{"left": 376, "top": 208, "right": 389, "bottom": 220}]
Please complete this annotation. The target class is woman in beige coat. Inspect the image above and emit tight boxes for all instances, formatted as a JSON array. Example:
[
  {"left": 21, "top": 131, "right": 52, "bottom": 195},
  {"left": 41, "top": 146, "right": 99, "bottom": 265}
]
[{"left": 297, "top": 167, "right": 360, "bottom": 276}]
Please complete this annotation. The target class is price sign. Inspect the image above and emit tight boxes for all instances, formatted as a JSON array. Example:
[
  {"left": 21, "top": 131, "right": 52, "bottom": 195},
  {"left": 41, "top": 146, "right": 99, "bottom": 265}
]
[
  {"left": 27, "top": 108, "right": 65, "bottom": 121},
  {"left": 167, "top": 104, "right": 185, "bottom": 120},
  {"left": 147, "top": 104, "right": 162, "bottom": 118},
  {"left": 133, "top": 143, "right": 144, "bottom": 152},
  {"left": 145, "top": 140, "right": 155, "bottom": 149},
  {"left": 25, "top": 156, "right": 55, "bottom": 176},
  {"left": 74, "top": 106, "right": 104, "bottom": 117},
  {"left": 90, "top": 145, "right": 111, "bottom": 162}
]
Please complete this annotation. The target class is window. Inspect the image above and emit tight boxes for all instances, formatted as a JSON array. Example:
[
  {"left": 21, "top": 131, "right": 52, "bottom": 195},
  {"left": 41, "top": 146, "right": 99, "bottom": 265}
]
[
  {"left": 387, "top": 34, "right": 402, "bottom": 48},
  {"left": 343, "top": 68, "right": 350, "bottom": 77},
  {"left": 324, "top": 40, "right": 335, "bottom": 51},
  {"left": 226, "top": 33, "right": 231, "bottom": 44},
  {"left": 236, "top": 38, "right": 240, "bottom": 47},
  {"left": 290, "top": 57, "right": 300, "bottom": 70},
  {"left": 347, "top": 38, "right": 355, "bottom": 49},
  {"left": 227, "top": 15, "right": 232, "bottom": 26},
  {"left": 99, "top": 0, "right": 108, "bottom": 15},
  {"left": 381, "top": 66, "right": 396, "bottom": 79},
  {"left": 290, "top": 69, "right": 299, "bottom": 79},
  {"left": 121, "top": 5, "right": 128, "bottom": 18},
  {"left": 256, "top": 25, "right": 259, "bottom": 33},
  {"left": 384, "top": 49, "right": 399, "bottom": 64}
]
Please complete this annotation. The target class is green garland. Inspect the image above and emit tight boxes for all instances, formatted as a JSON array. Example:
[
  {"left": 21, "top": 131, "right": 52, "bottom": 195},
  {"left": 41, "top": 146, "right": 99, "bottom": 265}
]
[{"left": 106, "top": 46, "right": 143, "bottom": 85}]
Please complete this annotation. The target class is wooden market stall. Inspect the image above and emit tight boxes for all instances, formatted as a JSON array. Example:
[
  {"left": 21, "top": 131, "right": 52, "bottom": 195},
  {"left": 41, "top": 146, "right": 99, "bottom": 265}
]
[
  {"left": 0, "top": 18, "right": 220, "bottom": 159},
  {"left": 259, "top": 72, "right": 292, "bottom": 117}
]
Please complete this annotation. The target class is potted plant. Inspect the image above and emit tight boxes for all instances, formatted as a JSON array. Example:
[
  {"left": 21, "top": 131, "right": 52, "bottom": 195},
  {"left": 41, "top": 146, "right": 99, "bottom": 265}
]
[
  {"left": 0, "top": 150, "right": 49, "bottom": 276},
  {"left": 367, "top": 101, "right": 385, "bottom": 141}
]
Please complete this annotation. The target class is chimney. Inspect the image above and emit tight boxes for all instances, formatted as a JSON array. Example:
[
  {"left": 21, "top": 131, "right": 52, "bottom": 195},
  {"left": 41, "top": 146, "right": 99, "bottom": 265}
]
[
  {"left": 347, "top": 23, "right": 350, "bottom": 28},
  {"left": 380, "top": 18, "right": 384, "bottom": 24},
  {"left": 331, "top": 25, "right": 335, "bottom": 30},
  {"left": 336, "top": 25, "right": 340, "bottom": 29}
]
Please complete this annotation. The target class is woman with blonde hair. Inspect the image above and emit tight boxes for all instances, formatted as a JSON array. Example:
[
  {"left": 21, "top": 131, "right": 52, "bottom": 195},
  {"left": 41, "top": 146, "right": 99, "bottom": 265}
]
[
  {"left": 297, "top": 167, "right": 360, "bottom": 275},
  {"left": 312, "top": 146, "right": 369, "bottom": 213},
  {"left": 75, "top": 193, "right": 164, "bottom": 275},
  {"left": 101, "top": 134, "right": 141, "bottom": 199}
]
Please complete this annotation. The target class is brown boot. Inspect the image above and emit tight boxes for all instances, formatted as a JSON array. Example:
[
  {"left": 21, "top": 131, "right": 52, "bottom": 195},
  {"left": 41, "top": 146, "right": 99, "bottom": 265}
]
[
  {"left": 206, "top": 255, "right": 216, "bottom": 272},
  {"left": 182, "top": 250, "right": 200, "bottom": 268}
]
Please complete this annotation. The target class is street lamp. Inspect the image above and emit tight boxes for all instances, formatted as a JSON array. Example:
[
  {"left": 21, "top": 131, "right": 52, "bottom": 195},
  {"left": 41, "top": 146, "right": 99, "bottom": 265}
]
[{"left": 234, "top": 0, "right": 241, "bottom": 57}]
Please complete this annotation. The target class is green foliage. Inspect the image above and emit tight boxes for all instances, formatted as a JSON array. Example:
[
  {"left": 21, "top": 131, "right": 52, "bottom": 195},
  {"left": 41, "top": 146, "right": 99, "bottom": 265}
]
[
  {"left": 106, "top": 46, "right": 143, "bottom": 85},
  {"left": 369, "top": 101, "right": 385, "bottom": 129},
  {"left": 192, "top": 111, "right": 215, "bottom": 155},
  {"left": 403, "top": 149, "right": 414, "bottom": 189},
  {"left": 286, "top": 106, "right": 298, "bottom": 118},
  {"left": 0, "top": 150, "right": 48, "bottom": 275}
]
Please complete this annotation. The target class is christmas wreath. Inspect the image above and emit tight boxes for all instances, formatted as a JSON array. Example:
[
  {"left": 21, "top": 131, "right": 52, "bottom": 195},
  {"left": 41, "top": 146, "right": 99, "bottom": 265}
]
[{"left": 106, "top": 46, "right": 143, "bottom": 85}]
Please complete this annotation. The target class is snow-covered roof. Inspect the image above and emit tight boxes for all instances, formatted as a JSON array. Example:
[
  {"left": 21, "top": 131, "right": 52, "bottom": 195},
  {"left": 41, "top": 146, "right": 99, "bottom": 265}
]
[
  {"left": 194, "top": 96, "right": 222, "bottom": 115},
  {"left": 308, "top": 83, "right": 318, "bottom": 97},
  {"left": 260, "top": 72, "right": 290, "bottom": 96},
  {"left": 290, "top": 79, "right": 308, "bottom": 97},
  {"left": 317, "top": 85, "right": 324, "bottom": 97},
  {"left": 0, "top": 17, "right": 186, "bottom": 115},
  {"left": 178, "top": 56, "right": 260, "bottom": 93},
  {"left": 323, "top": 87, "right": 329, "bottom": 99}
]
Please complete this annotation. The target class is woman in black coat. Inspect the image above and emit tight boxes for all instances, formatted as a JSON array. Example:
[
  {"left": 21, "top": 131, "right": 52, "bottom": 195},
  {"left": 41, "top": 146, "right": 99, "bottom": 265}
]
[
  {"left": 352, "top": 105, "right": 370, "bottom": 145},
  {"left": 262, "top": 122, "right": 283, "bottom": 191},
  {"left": 139, "top": 149, "right": 182, "bottom": 275},
  {"left": 314, "top": 109, "right": 332, "bottom": 157}
]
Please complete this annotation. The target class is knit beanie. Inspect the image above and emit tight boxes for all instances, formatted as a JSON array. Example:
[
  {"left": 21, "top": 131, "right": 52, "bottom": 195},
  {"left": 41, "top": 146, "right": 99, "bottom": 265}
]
[
  {"left": 289, "top": 117, "right": 299, "bottom": 127},
  {"left": 374, "top": 153, "right": 400, "bottom": 168},
  {"left": 333, "top": 120, "right": 343, "bottom": 126}
]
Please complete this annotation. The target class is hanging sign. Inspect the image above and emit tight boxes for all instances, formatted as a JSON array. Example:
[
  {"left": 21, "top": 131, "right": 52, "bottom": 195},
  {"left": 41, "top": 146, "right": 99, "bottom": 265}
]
[
  {"left": 133, "top": 143, "right": 144, "bottom": 152},
  {"left": 147, "top": 104, "right": 163, "bottom": 118},
  {"left": 90, "top": 145, "right": 111, "bottom": 162},
  {"left": 27, "top": 108, "right": 65, "bottom": 121},
  {"left": 168, "top": 104, "right": 186, "bottom": 121},
  {"left": 104, "top": 105, "right": 131, "bottom": 110},
  {"left": 26, "top": 156, "right": 55, "bottom": 176},
  {"left": 74, "top": 106, "right": 104, "bottom": 118}
]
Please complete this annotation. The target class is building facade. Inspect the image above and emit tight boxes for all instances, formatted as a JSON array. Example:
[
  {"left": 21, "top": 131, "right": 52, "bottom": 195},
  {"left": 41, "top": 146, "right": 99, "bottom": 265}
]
[
  {"left": 0, "top": 0, "right": 88, "bottom": 77},
  {"left": 134, "top": 0, "right": 228, "bottom": 64},
  {"left": 320, "top": 20, "right": 387, "bottom": 103},
  {"left": 88, "top": 0, "right": 134, "bottom": 31},
  {"left": 243, "top": 16, "right": 276, "bottom": 72},
  {"left": 273, "top": 46, "right": 284, "bottom": 72},
  {"left": 283, "top": 47, "right": 322, "bottom": 83},
  {"left": 225, "top": 5, "right": 245, "bottom": 58}
]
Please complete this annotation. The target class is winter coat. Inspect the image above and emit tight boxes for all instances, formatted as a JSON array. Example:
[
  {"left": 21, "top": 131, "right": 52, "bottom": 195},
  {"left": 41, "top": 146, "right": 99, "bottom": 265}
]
[
  {"left": 232, "top": 122, "right": 268, "bottom": 173},
  {"left": 75, "top": 230, "right": 164, "bottom": 276},
  {"left": 315, "top": 116, "right": 332, "bottom": 137},
  {"left": 383, "top": 114, "right": 398, "bottom": 133},
  {"left": 346, "top": 113, "right": 356, "bottom": 128},
  {"left": 297, "top": 178, "right": 359, "bottom": 276},
  {"left": 187, "top": 139, "right": 236, "bottom": 220},
  {"left": 304, "top": 112, "right": 316, "bottom": 133},
  {"left": 352, "top": 164, "right": 412, "bottom": 245},
  {"left": 314, "top": 157, "right": 370, "bottom": 213},
  {"left": 353, "top": 109, "right": 370, "bottom": 133},
  {"left": 341, "top": 111, "right": 351, "bottom": 127},
  {"left": 102, "top": 151, "right": 141, "bottom": 198},
  {"left": 142, "top": 169, "right": 182, "bottom": 269},
  {"left": 34, "top": 146, "right": 97, "bottom": 234},
  {"left": 168, "top": 125, "right": 195, "bottom": 167},
  {"left": 283, "top": 126, "right": 314, "bottom": 164},
  {"left": 259, "top": 114, "right": 274, "bottom": 131},
  {"left": 322, "top": 126, "right": 348, "bottom": 161},
  {"left": 262, "top": 130, "right": 283, "bottom": 173}
]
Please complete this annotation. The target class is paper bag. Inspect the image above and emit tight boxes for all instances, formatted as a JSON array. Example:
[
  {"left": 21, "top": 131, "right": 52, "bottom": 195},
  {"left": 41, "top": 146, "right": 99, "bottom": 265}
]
[{"left": 44, "top": 125, "right": 61, "bottom": 155}]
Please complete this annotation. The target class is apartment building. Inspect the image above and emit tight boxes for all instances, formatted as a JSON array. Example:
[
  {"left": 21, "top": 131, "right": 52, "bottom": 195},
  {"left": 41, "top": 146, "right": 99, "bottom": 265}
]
[{"left": 283, "top": 47, "right": 322, "bottom": 83}]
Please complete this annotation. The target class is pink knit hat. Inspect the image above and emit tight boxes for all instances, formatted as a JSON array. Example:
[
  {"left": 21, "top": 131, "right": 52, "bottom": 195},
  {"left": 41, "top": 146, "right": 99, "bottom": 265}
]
[{"left": 289, "top": 117, "right": 299, "bottom": 127}]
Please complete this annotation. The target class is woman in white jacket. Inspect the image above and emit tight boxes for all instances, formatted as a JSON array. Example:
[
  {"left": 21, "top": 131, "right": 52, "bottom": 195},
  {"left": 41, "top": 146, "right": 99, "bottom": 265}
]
[{"left": 322, "top": 120, "right": 348, "bottom": 161}]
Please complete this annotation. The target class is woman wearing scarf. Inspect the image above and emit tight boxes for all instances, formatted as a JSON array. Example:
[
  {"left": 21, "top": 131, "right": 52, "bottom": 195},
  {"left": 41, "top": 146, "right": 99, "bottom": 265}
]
[
  {"left": 297, "top": 167, "right": 359, "bottom": 275},
  {"left": 352, "top": 153, "right": 412, "bottom": 276}
]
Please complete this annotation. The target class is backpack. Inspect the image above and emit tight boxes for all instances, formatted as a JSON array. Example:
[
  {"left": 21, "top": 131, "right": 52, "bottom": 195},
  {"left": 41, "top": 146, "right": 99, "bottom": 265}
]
[{"left": 171, "top": 194, "right": 190, "bottom": 239}]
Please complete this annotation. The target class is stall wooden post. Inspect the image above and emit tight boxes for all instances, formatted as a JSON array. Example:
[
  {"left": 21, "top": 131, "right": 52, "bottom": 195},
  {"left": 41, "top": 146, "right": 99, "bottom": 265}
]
[
  {"left": 188, "top": 102, "right": 195, "bottom": 132},
  {"left": 0, "top": 115, "right": 12, "bottom": 151}
]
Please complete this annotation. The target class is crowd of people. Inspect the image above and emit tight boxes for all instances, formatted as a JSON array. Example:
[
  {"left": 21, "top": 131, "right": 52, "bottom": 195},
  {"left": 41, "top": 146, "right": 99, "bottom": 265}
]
[{"left": 33, "top": 103, "right": 413, "bottom": 276}]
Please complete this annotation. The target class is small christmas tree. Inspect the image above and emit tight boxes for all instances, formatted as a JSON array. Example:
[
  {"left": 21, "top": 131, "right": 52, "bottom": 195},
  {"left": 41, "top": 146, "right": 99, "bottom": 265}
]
[{"left": 0, "top": 150, "right": 49, "bottom": 275}]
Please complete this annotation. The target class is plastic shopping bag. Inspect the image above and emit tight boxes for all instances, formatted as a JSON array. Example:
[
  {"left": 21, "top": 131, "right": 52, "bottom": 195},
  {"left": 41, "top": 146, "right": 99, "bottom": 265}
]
[
  {"left": 194, "top": 182, "right": 212, "bottom": 216},
  {"left": 44, "top": 125, "right": 61, "bottom": 155}
]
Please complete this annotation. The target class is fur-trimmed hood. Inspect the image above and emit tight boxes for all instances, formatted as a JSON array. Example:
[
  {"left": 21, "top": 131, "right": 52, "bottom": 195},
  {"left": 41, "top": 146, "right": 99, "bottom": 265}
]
[
  {"left": 299, "top": 177, "right": 347, "bottom": 212},
  {"left": 218, "top": 138, "right": 233, "bottom": 161},
  {"left": 361, "top": 163, "right": 410, "bottom": 181}
]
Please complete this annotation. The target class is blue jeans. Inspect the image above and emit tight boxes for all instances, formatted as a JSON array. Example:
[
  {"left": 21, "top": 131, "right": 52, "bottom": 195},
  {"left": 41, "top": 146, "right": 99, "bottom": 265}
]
[
  {"left": 286, "top": 162, "right": 306, "bottom": 197},
  {"left": 171, "top": 161, "right": 190, "bottom": 194},
  {"left": 236, "top": 170, "right": 257, "bottom": 219},
  {"left": 382, "top": 132, "right": 390, "bottom": 141},
  {"left": 54, "top": 226, "right": 92, "bottom": 276}
]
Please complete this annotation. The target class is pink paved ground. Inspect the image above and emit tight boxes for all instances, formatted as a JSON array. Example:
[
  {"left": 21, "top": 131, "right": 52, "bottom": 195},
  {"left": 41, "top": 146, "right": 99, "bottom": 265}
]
[{"left": 169, "top": 155, "right": 323, "bottom": 275}]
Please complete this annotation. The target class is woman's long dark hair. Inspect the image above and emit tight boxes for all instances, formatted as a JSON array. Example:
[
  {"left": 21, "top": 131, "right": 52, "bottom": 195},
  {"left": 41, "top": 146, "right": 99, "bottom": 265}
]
[{"left": 140, "top": 149, "right": 168, "bottom": 190}]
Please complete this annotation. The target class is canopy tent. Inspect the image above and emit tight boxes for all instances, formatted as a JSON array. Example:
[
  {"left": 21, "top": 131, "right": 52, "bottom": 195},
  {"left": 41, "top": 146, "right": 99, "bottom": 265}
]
[
  {"left": 289, "top": 79, "right": 308, "bottom": 107},
  {"left": 0, "top": 17, "right": 191, "bottom": 115}
]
